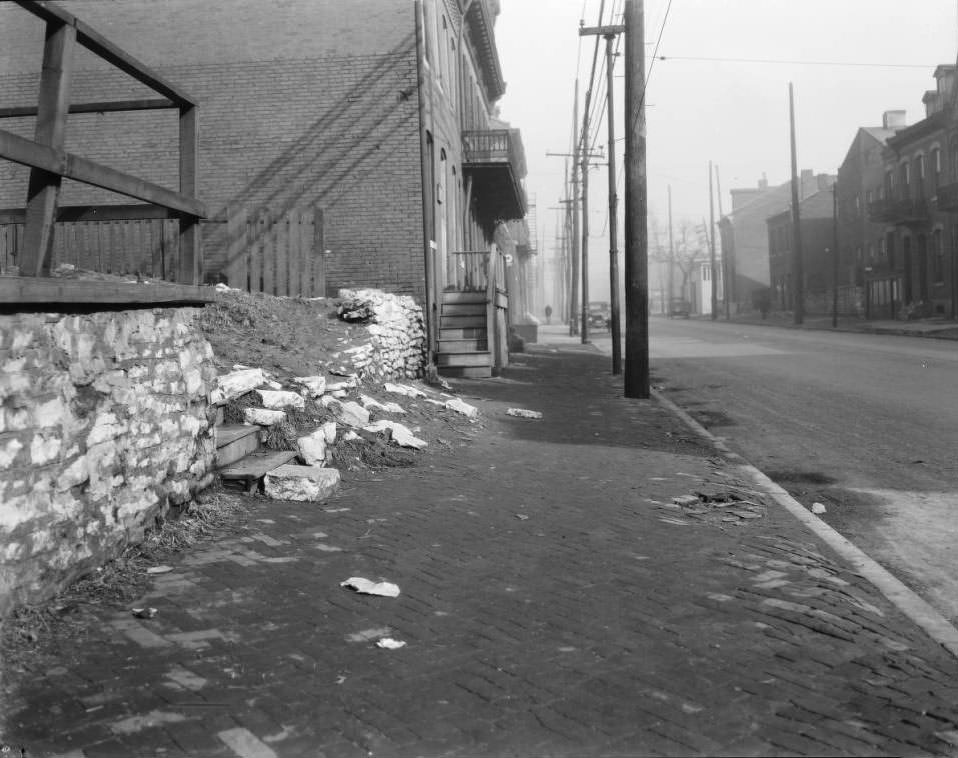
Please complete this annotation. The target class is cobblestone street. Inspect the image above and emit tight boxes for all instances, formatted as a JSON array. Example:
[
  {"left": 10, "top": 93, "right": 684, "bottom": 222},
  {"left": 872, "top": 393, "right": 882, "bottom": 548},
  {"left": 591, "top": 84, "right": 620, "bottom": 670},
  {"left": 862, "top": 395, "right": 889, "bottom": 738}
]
[{"left": 6, "top": 342, "right": 958, "bottom": 757}]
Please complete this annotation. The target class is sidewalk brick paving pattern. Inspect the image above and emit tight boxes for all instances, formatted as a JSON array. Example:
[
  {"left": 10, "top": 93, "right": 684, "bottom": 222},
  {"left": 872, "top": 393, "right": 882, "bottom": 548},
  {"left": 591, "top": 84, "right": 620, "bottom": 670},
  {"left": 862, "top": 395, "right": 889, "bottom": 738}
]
[{"left": 5, "top": 345, "right": 958, "bottom": 756}]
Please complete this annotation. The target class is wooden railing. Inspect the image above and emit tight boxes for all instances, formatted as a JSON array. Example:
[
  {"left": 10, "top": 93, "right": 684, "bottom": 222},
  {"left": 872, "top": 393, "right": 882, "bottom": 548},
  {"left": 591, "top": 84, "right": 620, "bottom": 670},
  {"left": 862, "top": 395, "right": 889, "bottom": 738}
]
[
  {"left": 0, "top": 0, "right": 207, "bottom": 292},
  {"left": 462, "top": 129, "right": 526, "bottom": 176}
]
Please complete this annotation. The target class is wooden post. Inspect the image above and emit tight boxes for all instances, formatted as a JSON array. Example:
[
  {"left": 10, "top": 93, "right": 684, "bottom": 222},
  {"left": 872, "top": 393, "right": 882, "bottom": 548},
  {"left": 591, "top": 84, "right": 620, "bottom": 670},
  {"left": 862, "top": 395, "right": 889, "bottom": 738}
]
[
  {"left": 709, "top": 161, "right": 718, "bottom": 320},
  {"left": 226, "top": 203, "right": 248, "bottom": 291},
  {"left": 178, "top": 105, "right": 201, "bottom": 284},
  {"left": 832, "top": 182, "right": 840, "bottom": 328},
  {"left": 21, "top": 20, "right": 76, "bottom": 277},
  {"left": 789, "top": 83, "right": 804, "bottom": 324},
  {"left": 624, "top": 0, "right": 649, "bottom": 398},
  {"left": 314, "top": 207, "right": 326, "bottom": 297}
]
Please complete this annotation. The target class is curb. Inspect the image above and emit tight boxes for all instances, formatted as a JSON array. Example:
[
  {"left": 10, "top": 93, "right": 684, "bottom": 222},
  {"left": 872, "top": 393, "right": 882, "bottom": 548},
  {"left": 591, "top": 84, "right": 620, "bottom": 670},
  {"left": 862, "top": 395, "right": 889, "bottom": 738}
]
[
  {"left": 653, "top": 387, "right": 958, "bottom": 661},
  {"left": 687, "top": 316, "right": 958, "bottom": 342}
]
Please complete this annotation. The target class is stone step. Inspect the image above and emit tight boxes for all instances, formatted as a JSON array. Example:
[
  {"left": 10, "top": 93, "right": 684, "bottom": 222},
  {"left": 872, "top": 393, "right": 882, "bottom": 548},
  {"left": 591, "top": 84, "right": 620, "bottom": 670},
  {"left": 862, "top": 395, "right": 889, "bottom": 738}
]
[
  {"left": 440, "top": 314, "right": 486, "bottom": 329},
  {"left": 220, "top": 449, "right": 298, "bottom": 493},
  {"left": 436, "top": 351, "right": 492, "bottom": 368},
  {"left": 214, "top": 424, "right": 261, "bottom": 468}
]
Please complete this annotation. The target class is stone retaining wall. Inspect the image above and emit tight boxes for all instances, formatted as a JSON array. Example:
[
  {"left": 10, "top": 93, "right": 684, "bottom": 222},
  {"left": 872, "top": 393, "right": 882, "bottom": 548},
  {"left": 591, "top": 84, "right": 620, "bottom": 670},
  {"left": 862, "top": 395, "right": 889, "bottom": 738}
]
[{"left": 0, "top": 308, "right": 217, "bottom": 615}]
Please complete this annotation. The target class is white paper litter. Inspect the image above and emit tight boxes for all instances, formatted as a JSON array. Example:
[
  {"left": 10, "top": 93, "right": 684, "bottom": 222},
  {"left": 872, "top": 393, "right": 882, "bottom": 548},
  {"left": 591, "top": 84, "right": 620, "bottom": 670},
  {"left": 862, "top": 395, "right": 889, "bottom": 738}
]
[
  {"left": 376, "top": 637, "right": 407, "bottom": 649},
  {"left": 506, "top": 408, "right": 542, "bottom": 419},
  {"left": 340, "top": 577, "right": 401, "bottom": 597},
  {"left": 811, "top": 502, "right": 827, "bottom": 515},
  {"left": 146, "top": 565, "right": 173, "bottom": 575}
]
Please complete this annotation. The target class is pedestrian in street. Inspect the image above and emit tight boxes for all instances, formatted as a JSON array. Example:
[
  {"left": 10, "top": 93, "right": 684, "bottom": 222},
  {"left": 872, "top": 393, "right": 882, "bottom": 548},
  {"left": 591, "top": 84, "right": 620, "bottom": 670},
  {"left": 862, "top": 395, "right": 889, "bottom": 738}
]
[{"left": 545, "top": 304, "right": 552, "bottom": 325}]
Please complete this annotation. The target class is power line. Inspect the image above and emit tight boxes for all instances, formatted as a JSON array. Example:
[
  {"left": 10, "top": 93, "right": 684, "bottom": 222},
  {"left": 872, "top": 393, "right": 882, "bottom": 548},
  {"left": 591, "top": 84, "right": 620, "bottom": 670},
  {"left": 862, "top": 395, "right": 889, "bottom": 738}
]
[{"left": 656, "top": 54, "right": 935, "bottom": 69}]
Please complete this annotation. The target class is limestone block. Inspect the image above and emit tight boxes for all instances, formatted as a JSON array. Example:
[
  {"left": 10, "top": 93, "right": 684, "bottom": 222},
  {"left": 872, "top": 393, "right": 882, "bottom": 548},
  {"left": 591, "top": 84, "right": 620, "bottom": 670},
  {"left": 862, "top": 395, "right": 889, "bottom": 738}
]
[
  {"left": 264, "top": 465, "right": 341, "bottom": 502},
  {"left": 255, "top": 390, "right": 306, "bottom": 410},
  {"left": 297, "top": 429, "right": 327, "bottom": 465},
  {"left": 291, "top": 375, "right": 327, "bottom": 397},
  {"left": 383, "top": 382, "right": 426, "bottom": 398},
  {"left": 210, "top": 368, "right": 267, "bottom": 405},
  {"left": 360, "top": 395, "right": 405, "bottom": 414},
  {"left": 322, "top": 421, "right": 337, "bottom": 444},
  {"left": 364, "top": 420, "right": 426, "bottom": 449},
  {"left": 243, "top": 408, "right": 287, "bottom": 426},
  {"left": 320, "top": 396, "right": 369, "bottom": 427},
  {"left": 445, "top": 398, "right": 479, "bottom": 419}
]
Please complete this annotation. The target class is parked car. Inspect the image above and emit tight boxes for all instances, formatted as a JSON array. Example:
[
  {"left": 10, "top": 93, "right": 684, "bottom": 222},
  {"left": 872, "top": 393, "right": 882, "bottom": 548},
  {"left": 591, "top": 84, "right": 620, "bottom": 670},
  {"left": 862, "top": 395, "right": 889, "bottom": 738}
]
[
  {"left": 669, "top": 298, "right": 691, "bottom": 318},
  {"left": 587, "top": 301, "right": 611, "bottom": 330}
]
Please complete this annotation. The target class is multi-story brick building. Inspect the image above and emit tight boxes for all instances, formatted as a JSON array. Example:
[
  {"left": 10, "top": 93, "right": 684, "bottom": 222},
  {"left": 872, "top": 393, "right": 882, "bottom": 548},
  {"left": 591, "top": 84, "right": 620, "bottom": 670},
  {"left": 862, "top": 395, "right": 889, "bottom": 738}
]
[
  {"left": 0, "top": 0, "right": 526, "bottom": 371},
  {"left": 719, "top": 171, "right": 834, "bottom": 310},
  {"left": 866, "top": 65, "right": 958, "bottom": 319},
  {"left": 766, "top": 188, "right": 835, "bottom": 312},
  {"left": 836, "top": 112, "right": 904, "bottom": 318}
]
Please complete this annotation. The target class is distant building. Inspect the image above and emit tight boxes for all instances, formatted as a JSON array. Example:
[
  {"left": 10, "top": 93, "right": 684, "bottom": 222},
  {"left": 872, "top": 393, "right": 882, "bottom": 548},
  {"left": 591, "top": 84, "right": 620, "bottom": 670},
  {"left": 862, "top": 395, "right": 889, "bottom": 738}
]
[
  {"left": 836, "top": 112, "right": 905, "bottom": 318},
  {"left": 767, "top": 188, "right": 835, "bottom": 312},
  {"left": 719, "top": 171, "right": 834, "bottom": 310},
  {"left": 867, "top": 65, "right": 958, "bottom": 319}
]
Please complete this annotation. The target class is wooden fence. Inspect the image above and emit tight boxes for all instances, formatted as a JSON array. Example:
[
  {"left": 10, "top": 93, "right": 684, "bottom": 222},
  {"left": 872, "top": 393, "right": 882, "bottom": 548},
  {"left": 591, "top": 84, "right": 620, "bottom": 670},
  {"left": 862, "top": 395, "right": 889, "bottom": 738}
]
[
  {"left": 225, "top": 205, "right": 325, "bottom": 298},
  {"left": 0, "top": 216, "right": 180, "bottom": 280}
]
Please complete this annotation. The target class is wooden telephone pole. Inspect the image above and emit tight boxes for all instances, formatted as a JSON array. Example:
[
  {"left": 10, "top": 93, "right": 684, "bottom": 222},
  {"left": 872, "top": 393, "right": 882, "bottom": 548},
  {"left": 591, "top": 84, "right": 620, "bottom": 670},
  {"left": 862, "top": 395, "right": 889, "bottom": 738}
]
[
  {"left": 624, "top": 0, "right": 648, "bottom": 398},
  {"left": 709, "top": 161, "right": 717, "bottom": 321},
  {"left": 580, "top": 20, "right": 625, "bottom": 374},
  {"left": 789, "top": 82, "right": 805, "bottom": 325}
]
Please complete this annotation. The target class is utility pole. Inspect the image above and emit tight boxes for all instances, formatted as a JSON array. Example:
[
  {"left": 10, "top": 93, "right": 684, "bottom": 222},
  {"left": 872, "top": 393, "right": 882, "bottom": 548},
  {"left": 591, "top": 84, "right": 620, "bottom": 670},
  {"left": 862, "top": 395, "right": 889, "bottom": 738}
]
[
  {"left": 789, "top": 82, "right": 804, "bottom": 325},
  {"left": 605, "top": 31, "right": 622, "bottom": 373},
  {"left": 571, "top": 79, "right": 582, "bottom": 340},
  {"left": 709, "top": 161, "right": 717, "bottom": 321},
  {"left": 668, "top": 184, "right": 674, "bottom": 319},
  {"left": 624, "top": 0, "right": 648, "bottom": 398},
  {"left": 581, "top": 20, "right": 625, "bottom": 374},
  {"left": 716, "top": 165, "right": 729, "bottom": 320},
  {"left": 832, "top": 181, "right": 839, "bottom": 328}
]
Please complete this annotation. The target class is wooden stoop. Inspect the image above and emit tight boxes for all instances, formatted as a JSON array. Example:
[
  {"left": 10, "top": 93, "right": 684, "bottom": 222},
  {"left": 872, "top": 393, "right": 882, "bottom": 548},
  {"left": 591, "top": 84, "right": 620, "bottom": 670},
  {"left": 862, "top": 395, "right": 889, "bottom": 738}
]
[
  {"left": 437, "top": 291, "right": 492, "bottom": 378},
  {"left": 214, "top": 423, "right": 297, "bottom": 493}
]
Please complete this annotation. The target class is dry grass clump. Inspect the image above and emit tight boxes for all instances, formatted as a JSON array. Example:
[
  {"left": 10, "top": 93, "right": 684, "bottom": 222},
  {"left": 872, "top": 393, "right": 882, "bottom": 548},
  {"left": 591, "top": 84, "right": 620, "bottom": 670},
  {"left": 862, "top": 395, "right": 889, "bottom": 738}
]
[
  {"left": 222, "top": 391, "right": 259, "bottom": 424},
  {"left": 262, "top": 420, "right": 299, "bottom": 451}
]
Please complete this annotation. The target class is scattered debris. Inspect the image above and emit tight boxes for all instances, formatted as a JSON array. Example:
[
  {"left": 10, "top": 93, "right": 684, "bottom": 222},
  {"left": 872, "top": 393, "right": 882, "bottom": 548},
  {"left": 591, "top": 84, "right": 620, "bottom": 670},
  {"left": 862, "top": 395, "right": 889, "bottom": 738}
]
[
  {"left": 131, "top": 607, "right": 158, "bottom": 619},
  {"left": 345, "top": 626, "right": 393, "bottom": 643},
  {"left": 363, "top": 420, "right": 427, "bottom": 449},
  {"left": 360, "top": 395, "right": 406, "bottom": 414},
  {"left": 811, "top": 502, "right": 827, "bottom": 515},
  {"left": 515, "top": 514, "right": 529, "bottom": 521},
  {"left": 376, "top": 637, "right": 406, "bottom": 650},
  {"left": 672, "top": 495, "right": 700, "bottom": 507},
  {"left": 383, "top": 382, "right": 427, "bottom": 398},
  {"left": 145, "top": 566, "right": 173, "bottom": 575},
  {"left": 340, "top": 577, "right": 401, "bottom": 598},
  {"left": 506, "top": 408, "right": 542, "bottom": 419}
]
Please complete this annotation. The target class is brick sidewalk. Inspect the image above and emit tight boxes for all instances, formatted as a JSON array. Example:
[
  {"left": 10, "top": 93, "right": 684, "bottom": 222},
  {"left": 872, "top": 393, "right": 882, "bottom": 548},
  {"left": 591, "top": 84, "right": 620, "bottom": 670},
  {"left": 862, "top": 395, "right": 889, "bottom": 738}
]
[{"left": 6, "top": 346, "right": 958, "bottom": 757}]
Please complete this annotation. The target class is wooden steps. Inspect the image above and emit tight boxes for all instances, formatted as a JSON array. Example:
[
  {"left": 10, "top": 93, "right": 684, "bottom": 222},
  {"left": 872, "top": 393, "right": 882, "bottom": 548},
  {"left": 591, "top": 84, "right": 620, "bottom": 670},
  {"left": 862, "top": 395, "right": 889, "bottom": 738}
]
[
  {"left": 436, "top": 291, "right": 493, "bottom": 378},
  {"left": 220, "top": 449, "right": 299, "bottom": 492},
  {"left": 214, "top": 424, "right": 260, "bottom": 468}
]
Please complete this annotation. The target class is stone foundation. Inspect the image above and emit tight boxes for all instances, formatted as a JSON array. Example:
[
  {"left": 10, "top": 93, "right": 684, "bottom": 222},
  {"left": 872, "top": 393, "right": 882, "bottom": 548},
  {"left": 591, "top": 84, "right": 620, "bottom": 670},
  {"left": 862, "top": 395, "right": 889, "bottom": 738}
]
[{"left": 0, "top": 307, "right": 216, "bottom": 615}]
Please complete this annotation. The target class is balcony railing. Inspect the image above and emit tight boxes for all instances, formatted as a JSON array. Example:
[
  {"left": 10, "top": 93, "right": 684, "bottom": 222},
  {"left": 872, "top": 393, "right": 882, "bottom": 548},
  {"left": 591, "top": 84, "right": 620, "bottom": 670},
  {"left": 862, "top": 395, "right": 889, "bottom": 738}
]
[
  {"left": 867, "top": 197, "right": 929, "bottom": 225},
  {"left": 936, "top": 182, "right": 958, "bottom": 212},
  {"left": 463, "top": 129, "right": 526, "bottom": 176}
]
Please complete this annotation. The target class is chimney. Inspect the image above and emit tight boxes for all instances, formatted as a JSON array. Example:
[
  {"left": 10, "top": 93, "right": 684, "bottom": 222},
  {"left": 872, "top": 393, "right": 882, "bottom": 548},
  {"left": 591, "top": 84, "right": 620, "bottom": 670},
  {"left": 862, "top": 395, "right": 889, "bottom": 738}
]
[
  {"left": 882, "top": 110, "right": 907, "bottom": 129},
  {"left": 923, "top": 90, "right": 940, "bottom": 118},
  {"left": 758, "top": 172, "right": 768, "bottom": 190}
]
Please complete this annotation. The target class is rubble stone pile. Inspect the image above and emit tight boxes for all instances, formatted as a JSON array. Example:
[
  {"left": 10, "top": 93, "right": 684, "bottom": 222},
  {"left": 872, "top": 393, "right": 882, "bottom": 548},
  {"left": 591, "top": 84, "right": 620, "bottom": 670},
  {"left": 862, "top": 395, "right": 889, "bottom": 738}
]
[{"left": 337, "top": 289, "right": 426, "bottom": 380}]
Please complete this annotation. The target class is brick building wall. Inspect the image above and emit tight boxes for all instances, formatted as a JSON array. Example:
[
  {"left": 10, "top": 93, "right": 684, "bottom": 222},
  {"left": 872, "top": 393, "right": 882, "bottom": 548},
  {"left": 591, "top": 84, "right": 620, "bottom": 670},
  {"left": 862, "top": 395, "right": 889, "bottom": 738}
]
[{"left": 0, "top": 0, "right": 429, "bottom": 298}]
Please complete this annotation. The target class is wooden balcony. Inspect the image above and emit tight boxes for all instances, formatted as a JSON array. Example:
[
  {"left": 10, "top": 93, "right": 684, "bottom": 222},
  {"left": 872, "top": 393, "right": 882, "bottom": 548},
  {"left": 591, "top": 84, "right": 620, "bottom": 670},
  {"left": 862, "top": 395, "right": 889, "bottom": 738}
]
[
  {"left": 867, "top": 197, "right": 929, "bottom": 225},
  {"left": 462, "top": 129, "right": 526, "bottom": 222}
]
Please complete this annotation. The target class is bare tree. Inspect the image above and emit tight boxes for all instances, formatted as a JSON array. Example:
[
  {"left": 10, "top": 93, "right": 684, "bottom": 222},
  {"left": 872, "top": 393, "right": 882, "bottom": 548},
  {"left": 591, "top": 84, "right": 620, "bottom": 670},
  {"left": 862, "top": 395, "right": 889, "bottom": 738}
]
[{"left": 673, "top": 219, "right": 707, "bottom": 301}]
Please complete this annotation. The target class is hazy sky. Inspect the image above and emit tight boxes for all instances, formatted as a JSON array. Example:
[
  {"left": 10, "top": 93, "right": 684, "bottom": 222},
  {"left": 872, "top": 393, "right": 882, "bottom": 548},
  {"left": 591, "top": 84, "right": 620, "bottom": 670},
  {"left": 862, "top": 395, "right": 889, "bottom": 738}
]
[{"left": 496, "top": 0, "right": 958, "bottom": 300}]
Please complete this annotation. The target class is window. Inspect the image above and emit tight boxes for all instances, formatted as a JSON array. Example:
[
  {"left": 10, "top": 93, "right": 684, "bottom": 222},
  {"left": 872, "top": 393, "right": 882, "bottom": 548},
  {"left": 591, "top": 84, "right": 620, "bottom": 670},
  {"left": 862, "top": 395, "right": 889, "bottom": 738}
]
[
  {"left": 932, "top": 147, "right": 942, "bottom": 187},
  {"left": 934, "top": 228, "right": 944, "bottom": 282},
  {"left": 915, "top": 154, "right": 925, "bottom": 198}
]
